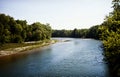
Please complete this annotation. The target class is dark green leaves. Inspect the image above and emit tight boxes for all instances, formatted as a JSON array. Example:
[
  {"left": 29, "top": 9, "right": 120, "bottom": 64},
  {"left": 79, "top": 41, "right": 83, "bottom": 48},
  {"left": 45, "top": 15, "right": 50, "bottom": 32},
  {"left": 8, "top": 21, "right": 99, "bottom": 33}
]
[{"left": 0, "top": 14, "right": 52, "bottom": 44}]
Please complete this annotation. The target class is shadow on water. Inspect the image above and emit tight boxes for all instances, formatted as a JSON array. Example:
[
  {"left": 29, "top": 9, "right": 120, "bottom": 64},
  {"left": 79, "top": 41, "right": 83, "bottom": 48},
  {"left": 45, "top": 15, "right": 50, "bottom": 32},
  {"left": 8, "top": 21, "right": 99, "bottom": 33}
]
[{"left": 0, "top": 47, "right": 47, "bottom": 65}]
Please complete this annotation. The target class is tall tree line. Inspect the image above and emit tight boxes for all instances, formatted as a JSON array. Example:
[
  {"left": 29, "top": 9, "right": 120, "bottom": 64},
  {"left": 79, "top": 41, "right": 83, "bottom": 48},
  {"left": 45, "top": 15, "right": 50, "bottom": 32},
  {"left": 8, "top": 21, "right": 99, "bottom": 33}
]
[{"left": 0, "top": 14, "right": 52, "bottom": 44}]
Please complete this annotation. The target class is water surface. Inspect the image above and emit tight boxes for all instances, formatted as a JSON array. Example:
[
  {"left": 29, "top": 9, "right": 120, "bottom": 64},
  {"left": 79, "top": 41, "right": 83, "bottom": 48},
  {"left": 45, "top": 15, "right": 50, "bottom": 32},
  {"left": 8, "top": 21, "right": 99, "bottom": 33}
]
[{"left": 0, "top": 38, "right": 109, "bottom": 77}]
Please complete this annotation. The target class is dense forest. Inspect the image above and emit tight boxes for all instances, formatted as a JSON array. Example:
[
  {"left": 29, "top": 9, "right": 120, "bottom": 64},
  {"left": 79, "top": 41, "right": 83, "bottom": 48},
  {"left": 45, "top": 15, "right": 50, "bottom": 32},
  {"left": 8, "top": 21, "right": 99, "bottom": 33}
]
[
  {"left": 52, "top": 25, "right": 100, "bottom": 39},
  {"left": 52, "top": 0, "right": 120, "bottom": 76},
  {"left": 0, "top": 14, "right": 52, "bottom": 44}
]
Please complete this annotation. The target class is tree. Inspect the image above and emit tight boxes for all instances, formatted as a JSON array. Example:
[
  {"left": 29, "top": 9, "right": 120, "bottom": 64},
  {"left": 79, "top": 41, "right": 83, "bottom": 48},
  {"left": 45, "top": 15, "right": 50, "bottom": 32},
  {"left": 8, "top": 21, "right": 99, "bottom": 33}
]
[
  {"left": 0, "top": 13, "right": 52, "bottom": 44},
  {"left": 26, "top": 22, "right": 52, "bottom": 41},
  {"left": 86, "top": 25, "right": 100, "bottom": 39},
  {"left": 99, "top": 0, "right": 120, "bottom": 76},
  {"left": 71, "top": 28, "right": 79, "bottom": 38}
]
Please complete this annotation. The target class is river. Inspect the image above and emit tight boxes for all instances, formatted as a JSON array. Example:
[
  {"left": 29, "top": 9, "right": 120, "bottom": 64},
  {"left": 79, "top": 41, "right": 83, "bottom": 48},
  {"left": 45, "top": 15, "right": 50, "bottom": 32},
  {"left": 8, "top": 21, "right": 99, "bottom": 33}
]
[{"left": 0, "top": 38, "right": 110, "bottom": 77}]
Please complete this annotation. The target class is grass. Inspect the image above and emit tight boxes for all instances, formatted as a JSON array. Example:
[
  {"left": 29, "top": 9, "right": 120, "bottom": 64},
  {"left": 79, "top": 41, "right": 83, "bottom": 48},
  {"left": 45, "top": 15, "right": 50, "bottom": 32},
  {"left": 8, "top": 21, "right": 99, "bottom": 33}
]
[
  {"left": 0, "top": 42, "right": 40, "bottom": 51},
  {"left": 0, "top": 39, "right": 57, "bottom": 51},
  {"left": 0, "top": 39, "right": 57, "bottom": 56}
]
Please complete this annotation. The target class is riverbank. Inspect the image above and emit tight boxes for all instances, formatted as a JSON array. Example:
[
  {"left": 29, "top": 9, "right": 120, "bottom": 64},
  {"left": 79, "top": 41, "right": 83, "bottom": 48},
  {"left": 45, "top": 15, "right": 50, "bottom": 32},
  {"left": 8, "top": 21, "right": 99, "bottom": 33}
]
[
  {"left": 0, "top": 40, "right": 57, "bottom": 57},
  {"left": 0, "top": 38, "right": 109, "bottom": 77}
]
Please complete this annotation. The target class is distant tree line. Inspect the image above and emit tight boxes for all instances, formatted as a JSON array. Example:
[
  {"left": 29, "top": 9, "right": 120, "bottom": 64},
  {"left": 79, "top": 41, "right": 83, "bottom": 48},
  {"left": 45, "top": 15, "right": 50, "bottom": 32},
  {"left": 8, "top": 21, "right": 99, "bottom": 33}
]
[
  {"left": 52, "top": 25, "right": 101, "bottom": 39},
  {"left": 0, "top": 14, "right": 52, "bottom": 44}
]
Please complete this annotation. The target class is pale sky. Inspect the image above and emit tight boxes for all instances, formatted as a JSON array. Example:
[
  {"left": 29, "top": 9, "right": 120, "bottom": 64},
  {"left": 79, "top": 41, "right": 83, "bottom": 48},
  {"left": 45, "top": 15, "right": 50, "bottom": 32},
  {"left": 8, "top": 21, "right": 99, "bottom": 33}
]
[{"left": 0, "top": 0, "right": 113, "bottom": 30}]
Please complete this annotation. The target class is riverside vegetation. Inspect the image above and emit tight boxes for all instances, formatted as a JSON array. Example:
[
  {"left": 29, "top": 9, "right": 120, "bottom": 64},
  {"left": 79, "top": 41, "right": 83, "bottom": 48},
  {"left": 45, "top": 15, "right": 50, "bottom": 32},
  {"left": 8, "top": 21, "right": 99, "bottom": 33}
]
[
  {"left": 100, "top": 0, "right": 120, "bottom": 76},
  {"left": 0, "top": 14, "right": 52, "bottom": 43},
  {"left": 52, "top": 0, "right": 120, "bottom": 76},
  {"left": 0, "top": 0, "right": 120, "bottom": 76},
  {"left": 0, "top": 13, "right": 54, "bottom": 56}
]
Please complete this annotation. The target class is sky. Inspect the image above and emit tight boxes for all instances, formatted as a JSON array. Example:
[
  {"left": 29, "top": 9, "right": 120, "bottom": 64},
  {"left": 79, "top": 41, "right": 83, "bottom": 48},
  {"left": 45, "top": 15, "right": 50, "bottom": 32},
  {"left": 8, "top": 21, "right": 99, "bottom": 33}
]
[{"left": 0, "top": 0, "right": 113, "bottom": 30}]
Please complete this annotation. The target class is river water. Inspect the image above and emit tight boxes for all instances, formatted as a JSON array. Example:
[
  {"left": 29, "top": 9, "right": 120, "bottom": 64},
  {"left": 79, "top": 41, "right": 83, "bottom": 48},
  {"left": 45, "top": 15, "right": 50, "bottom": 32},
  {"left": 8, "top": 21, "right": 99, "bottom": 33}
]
[{"left": 0, "top": 38, "right": 110, "bottom": 77}]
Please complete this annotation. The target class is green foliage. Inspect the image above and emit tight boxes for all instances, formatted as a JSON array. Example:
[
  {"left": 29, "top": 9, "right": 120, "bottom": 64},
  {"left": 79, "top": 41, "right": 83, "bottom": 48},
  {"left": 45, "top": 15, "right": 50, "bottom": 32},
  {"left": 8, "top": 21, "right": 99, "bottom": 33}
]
[
  {"left": 71, "top": 28, "right": 78, "bottom": 37},
  {"left": 0, "top": 13, "right": 52, "bottom": 44},
  {"left": 52, "top": 29, "right": 72, "bottom": 37},
  {"left": 99, "top": 0, "right": 120, "bottom": 76},
  {"left": 26, "top": 22, "right": 52, "bottom": 41},
  {"left": 100, "top": 0, "right": 120, "bottom": 58},
  {"left": 102, "top": 29, "right": 120, "bottom": 58},
  {"left": 86, "top": 25, "right": 101, "bottom": 39},
  {"left": 52, "top": 27, "right": 99, "bottom": 39},
  {"left": 13, "top": 35, "right": 23, "bottom": 43}
]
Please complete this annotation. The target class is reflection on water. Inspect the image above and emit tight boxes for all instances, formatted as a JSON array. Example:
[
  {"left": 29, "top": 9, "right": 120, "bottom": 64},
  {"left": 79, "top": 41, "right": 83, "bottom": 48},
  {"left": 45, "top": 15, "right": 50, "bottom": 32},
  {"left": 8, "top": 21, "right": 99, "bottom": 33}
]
[{"left": 0, "top": 38, "right": 110, "bottom": 77}]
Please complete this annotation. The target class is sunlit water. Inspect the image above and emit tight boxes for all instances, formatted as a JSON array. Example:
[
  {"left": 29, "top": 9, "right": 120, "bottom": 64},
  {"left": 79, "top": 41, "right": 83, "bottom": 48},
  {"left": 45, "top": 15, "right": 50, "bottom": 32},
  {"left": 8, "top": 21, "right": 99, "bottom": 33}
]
[{"left": 0, "top": 38, "right": 110, "bottom": 77}]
